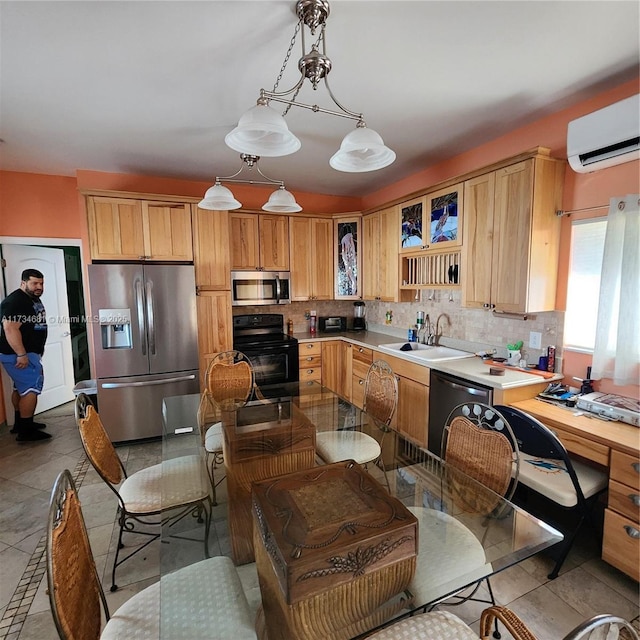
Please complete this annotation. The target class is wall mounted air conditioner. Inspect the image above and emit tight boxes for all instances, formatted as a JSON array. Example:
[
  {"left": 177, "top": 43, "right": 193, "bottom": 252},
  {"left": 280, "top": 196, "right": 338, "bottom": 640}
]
[{"left": 567, "top": 94, "right": 640, "bottom": 173}]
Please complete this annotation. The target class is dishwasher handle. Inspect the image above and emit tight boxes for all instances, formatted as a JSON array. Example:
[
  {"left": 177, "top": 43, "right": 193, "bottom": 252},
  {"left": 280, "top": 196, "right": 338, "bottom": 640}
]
[{"left": 436, "top": 375, "right": 489, "bottom": 397}]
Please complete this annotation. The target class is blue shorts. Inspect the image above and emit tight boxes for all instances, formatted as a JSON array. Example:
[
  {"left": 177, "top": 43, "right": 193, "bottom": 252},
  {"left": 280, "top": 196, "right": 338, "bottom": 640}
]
[{"left": 0, "top": 353, "right": 44, "bottom": 396}]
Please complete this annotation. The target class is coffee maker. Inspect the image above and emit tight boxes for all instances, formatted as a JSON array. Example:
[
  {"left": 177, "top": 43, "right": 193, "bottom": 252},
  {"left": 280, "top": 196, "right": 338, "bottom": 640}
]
[{"left": 352, "top": 301, "right": 366, "bottom": 331}]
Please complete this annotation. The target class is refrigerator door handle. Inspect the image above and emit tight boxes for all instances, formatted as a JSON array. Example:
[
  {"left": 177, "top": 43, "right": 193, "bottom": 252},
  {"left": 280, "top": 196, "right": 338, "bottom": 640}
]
[
  {"left": 145, "top": 280, "right": 156, "bottom": 355},
  {"left": 101, "top": 374, "right": 197, "bottom": 389},
  {"left": 135, "top": 278, "right": 147, "bottom": 356}
]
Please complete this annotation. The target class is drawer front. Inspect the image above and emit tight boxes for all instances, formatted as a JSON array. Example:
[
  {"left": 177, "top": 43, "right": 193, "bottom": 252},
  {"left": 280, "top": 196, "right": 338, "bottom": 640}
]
[
  {"left": 299, "top": 354, "right": 322, "bottom": 368},
  {"left": 608, "top": 479, "right": 640, "bottom": 523},
  {"left": 300, "top": 341, "right": 322, "bottom": 355},
  {"left": 610, "top": 450, "right": 640, "bottom": 491},
  {"left": 300, "top": 366, "right": 321, "bottom": 382},
  {"left": 550, "top": 424, "right": 609, "bottom": 467},
  {"left": 352, "top": 345, "right": 373, "bottom": 365},
  {"left": 352, "top": 359, "right": 371, "bottom": 379},
  {"left": 375, "top": 351, "right": 430, "bottom": 385},
  {"left": 351, "top": 375, "right": 366, "bottom": 409},
  {"left": 602, "top": 508, "right": 640, "bottom": 582}
]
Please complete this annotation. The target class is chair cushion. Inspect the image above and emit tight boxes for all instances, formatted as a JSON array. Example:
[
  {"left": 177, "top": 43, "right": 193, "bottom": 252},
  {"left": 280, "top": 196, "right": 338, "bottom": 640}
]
[
  {"left": 205, "top": 421, "right": 223, "bottom": 453},
  {"left": 518, "top": 453, "right": 608, "bottom": 507},
  {"left": 365, "top": 610, "right": 478, "bottom": 639},
  {"left": 406, "top": 507, "right": 491, "bottom": 606},
  {"left": 315, "top": 430, "right": 381, "bottom": 465},
  {"left": 101, "top": 556, "right": 256, "bottom": 640},
  {"left": 119, "top": 454, "right": 210, "bottom": 514}
]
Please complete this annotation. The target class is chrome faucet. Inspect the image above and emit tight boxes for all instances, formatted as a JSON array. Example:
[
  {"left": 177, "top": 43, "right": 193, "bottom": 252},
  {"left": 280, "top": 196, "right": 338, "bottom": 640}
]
[{"left": 434, "top": 313, "right": 451, "bottom": 345}]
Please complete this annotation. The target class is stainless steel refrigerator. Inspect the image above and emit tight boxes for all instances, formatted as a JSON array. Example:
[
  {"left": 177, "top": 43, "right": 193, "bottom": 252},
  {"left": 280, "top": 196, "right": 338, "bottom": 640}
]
[{"left": 88, "top": 264, "right": 199, "bottom": 443}]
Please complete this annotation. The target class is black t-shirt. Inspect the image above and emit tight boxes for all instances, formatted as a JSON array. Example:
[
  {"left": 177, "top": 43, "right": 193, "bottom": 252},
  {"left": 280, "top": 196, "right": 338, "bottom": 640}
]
[{"left": 0, "top": 289, "right": 48, "bottom": 355}]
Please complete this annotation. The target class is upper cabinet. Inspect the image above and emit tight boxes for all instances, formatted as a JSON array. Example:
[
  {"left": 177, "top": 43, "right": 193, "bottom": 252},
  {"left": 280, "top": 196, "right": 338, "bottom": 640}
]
[
  {"left": 289, "top": 216, "right": 334, "bottom": 301},
  {"left": 87, "top": 196, "right": 192, "bottom": 261},
  {"left": 230, "top": 212, "right": 289, "bottom": 271},
  {"left": 399, "top": 184, "right": 463, "bottom": 254},
  {"left": 192, "top": 206, "right": 231, "bottom": 290},
  {"left": 462, "top": 153, "right": 564, "bottom": 313},
  {"left": 362, "top": 205, "right": 400, "bottom": 302}
]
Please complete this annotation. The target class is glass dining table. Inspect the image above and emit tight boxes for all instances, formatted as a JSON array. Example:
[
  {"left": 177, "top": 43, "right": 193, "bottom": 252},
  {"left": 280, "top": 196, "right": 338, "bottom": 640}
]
[{"left": 161, "top": 380, "right": 562, "bottom": 639}]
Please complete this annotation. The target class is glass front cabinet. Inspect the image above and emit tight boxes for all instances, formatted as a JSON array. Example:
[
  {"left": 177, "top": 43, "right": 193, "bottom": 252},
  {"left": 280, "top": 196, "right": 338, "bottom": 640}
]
[{"left": 399, "top": 183, "right": 463, "bottom": 254}]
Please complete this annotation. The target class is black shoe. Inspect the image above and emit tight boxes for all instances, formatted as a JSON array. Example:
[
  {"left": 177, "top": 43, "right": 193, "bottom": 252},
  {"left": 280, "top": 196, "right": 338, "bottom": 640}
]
[
  {"left": 16, "top": 429, "right": 52, "bottom": 442},
  {"left": 10, "top": 421, "right": 46, "bottom": 434}
]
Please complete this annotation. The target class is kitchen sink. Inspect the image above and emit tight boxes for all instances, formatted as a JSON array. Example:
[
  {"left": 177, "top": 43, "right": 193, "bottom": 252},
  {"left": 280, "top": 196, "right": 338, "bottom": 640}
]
[{"left": 378, "top": 342, "right": 474, "bottom": 363}]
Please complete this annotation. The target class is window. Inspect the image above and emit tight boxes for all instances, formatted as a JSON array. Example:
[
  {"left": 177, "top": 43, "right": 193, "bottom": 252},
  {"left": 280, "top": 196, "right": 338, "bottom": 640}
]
[{"left": 564, "top": 218, "right": 607, "bottom": 351}]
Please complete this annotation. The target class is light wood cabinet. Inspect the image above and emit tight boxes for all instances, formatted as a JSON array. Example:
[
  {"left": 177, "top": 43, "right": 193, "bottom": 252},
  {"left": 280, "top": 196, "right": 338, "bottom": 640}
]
[
  {"left": 399, "top": 184, "right": 463, "bottom": 254},
  {"left": 289, "top": 217, "right": 334, "bottom": 301},
  {"left": 362, "top": 206, "right": 400, "bottom": 301},
  {"left": 462, "top": 152, "right": 564, "bottom": 313},
  {"left": 192, "top": 206, "right": 231, "bottom": 290},
  {"left": 351, "top": 345, "right": 373, "bottom": 409},
  {"left": 230, "top": 212, "right": 289, "bottom": 271},
  {"left": 321, "top": 340, "right": 351, "bottom": 399},
  {"left": 299, "top": 341, "right": 322, "bottom": 383},
  {"left": 602, "top": 450, "right": 639, "bottom": 581},
  {"left": 87, "top": 196, "right": 192, "bottom": 261},
  {"left": 195, "top": 290, "right": 233, "bottom": 386}
]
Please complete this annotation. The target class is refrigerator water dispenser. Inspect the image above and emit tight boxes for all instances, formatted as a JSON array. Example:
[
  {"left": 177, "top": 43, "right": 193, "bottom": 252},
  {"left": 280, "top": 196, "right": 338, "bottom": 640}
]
[{"left": 99, "top": 308, "right": 132, "bottom": 349}]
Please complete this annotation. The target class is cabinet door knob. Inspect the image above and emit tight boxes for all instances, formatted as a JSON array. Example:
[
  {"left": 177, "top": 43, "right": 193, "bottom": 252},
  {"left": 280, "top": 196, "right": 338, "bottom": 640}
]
[
  {"left": 632, "top": 462, "right": 640, "bottom": 474},
  {"left": 359, "top": 380, "right": 364, "bottom": 386},
  {"left": 306, "top": 344, "right": 314, "bottom": 349},
  {"left": 307, "top": 369, "right": 314, "bottom": 374},
  {"left": 623, "top": 525, "right": 640, "bottom": 539},
  {"left": 306, "top": 356, "right": 313, "bottom": 361},
  {"left": 629, "top": 494, "right": 640, "bottom": 506}
]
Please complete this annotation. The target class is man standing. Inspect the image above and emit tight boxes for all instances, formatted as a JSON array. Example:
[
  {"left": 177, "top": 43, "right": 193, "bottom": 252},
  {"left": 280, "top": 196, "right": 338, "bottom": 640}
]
[{"left": 0, "top": 269, "right": 51, "bottom": 441}]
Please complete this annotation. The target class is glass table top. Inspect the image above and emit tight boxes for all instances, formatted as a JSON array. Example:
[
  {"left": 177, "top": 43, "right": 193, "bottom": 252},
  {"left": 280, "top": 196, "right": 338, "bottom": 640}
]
[{"left": 160, "top": 380, "right": 562, "bottom": 638}]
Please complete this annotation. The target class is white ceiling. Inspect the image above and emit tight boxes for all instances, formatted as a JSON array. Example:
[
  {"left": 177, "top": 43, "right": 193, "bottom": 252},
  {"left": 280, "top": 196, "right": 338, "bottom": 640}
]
[{"left": 1, "top": 1, "right": 638, "bottom": 198}]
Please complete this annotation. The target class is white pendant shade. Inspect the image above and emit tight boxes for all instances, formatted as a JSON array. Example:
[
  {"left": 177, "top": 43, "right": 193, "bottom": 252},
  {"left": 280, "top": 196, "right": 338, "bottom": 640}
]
[
  {"left": 198, "top": 183, "right": 242, "bottom": 210},
  {"left": 225, "top": 104, "right": 301, "bottom": 157},
  {"left": 262, "top": 187, "right": 302, "bottom": 213},
  {"left": 329, "top": 126, "right": 396, "bottom": 172}
]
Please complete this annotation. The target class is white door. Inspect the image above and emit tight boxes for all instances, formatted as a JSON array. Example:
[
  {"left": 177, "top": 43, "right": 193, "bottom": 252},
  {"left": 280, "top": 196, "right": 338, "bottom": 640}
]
[{"left": 1, "top": 245, "right": 75, "bottom": 413}]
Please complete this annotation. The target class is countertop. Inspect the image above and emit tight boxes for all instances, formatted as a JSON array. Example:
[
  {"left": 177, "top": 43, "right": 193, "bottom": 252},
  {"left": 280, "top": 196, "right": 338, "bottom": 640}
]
[{"left": 293, "top": 330, "right": 563, "bottom": 391}]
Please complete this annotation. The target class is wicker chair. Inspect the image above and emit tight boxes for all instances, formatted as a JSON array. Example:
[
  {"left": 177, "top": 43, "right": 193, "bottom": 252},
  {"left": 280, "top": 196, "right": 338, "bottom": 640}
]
[
  {"left": 407, "top": 403, "right": 519, "bottom": 638},
  {"left": 46, "top": 469, "right": 257, "bottom": 640},
  {"left": 364, "top": 607, "right": 639, "bottom": 640},
  {"left": 74, "top": 393, "right": 212, "bottom": 592},
  {"left": 495, "top": 405, "right": 608, "bottom": 580},
  {"left": 197, "top": 350, "right": 256, "bottom": 502},
  {"left": 315, "top": 360, "right": 397, "bottom": 486}
]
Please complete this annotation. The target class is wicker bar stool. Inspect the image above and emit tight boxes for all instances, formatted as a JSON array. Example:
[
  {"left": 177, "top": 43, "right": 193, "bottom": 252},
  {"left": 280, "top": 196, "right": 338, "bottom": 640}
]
[
  {"left": 75, "top": 394, "right": 213, "bottom": 592},
  {"left": 315, "top": 360, "right": 397, "bottom": 488}
]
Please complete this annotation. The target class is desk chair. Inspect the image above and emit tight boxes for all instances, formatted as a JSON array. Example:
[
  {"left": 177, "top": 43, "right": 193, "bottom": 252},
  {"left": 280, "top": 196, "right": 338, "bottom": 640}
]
[
  {"left": 198, "top": 350, "right": 256, "bottom": 502},
  {"left": 46, "top": 469, "right": 256, "bottom": 640},
  {"left": 495, "top": 405, "right": 608, "bottom": 579},
  {"left": 75, "top": 394, "right": 212, "bottom": 592},
  {"left": 365, "top": 607, "right": 639, "bottom": 640},
  {"left": 409, "top": 402, "right": 519, "bottom": 638},
  {"left": 315, "top": 360, "right": 398, "bottom": 488}
]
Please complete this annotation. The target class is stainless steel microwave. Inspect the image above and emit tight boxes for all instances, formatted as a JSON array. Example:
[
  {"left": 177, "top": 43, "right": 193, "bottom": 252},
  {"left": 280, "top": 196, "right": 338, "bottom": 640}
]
[{"left": 231, "top": 271, "right": 291, "bottom": 306}]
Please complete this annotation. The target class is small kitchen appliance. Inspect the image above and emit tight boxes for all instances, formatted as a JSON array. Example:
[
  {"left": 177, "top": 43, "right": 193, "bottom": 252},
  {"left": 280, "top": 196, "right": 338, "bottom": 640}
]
[
  {"left": 318, "top": 316, "right": 347, "bottom": 332},
  {"left": 353, "top": 301, "right": 366, "bottom": 331}
]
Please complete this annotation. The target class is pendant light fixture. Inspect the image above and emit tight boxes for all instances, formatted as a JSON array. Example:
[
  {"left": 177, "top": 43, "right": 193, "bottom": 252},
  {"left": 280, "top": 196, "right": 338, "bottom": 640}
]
[
  {"left": 199, "top": 154, "right": 301, "bottom": 212},
  {"left": 225, "top": 0, "right": 395, "bottom": 173}
]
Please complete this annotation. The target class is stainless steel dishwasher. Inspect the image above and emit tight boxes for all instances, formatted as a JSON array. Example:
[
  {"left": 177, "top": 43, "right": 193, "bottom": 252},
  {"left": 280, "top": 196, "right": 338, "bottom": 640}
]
[{"left": 428, "top": 371, "right": 493, "bottom": 456}]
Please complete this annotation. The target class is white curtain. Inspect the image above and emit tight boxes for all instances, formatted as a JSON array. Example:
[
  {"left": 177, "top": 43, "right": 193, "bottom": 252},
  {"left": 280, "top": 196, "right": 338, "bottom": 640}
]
[{"left": 591, "top": 194, "right": 640, "bottom": 386}]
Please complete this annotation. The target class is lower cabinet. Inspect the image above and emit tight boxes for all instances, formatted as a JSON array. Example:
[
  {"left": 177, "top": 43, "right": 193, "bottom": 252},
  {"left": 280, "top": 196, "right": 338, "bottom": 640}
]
[
  {"left": 195, "top": 290, "right": 232, "bottom": 388},
  {"left": 321, "top": 340, "right": 351, "bottom": 399},
  {"left": 351, "top": 345, "right": 374, "bottom": 409},
  {"left": 602, "top": 450, "right": 640, "bottom": 581},
  {"left": 299, "top": 341, "right": 322, "bottom": 382}
]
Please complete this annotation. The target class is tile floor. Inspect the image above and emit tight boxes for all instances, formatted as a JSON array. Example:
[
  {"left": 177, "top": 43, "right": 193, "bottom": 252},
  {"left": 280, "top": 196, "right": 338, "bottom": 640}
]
[{"left": 0, "top": 402, "right": 638, "bottom": 639}]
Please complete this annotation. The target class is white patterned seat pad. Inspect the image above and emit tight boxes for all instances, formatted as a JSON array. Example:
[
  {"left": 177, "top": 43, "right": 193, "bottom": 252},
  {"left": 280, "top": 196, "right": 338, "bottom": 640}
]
[
  {"left": 119, "top": 454, "right": 210, "bottom": 513},
  {"left": 101, "top": 555, "right": 256, "bottom": 640},
  {"left": 366, "top": 610, "right": 478, "bottom": 639},
  {"left": 205, "top": 421, "right": 223, "bottom": 453},
  {"left": 407, "top": 506, "right": 491, "bottom": 606},
  {"left": 518, "top": 453, "right": 608, "bottom": 508},
  {"left": 315, "top": 430, "right": 381, "bottom": 465}
]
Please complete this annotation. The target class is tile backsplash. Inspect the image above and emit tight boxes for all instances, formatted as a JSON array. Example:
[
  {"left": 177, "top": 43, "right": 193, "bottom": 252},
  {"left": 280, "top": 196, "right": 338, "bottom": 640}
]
[{"left": 234, "top": 294, "right": 565, "bottom": 369}]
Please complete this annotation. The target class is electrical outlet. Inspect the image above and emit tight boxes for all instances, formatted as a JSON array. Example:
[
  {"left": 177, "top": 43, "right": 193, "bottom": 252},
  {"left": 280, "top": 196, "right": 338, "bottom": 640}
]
[{"left": 529, "top": 331, "right": 542, "bottom": 350}]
